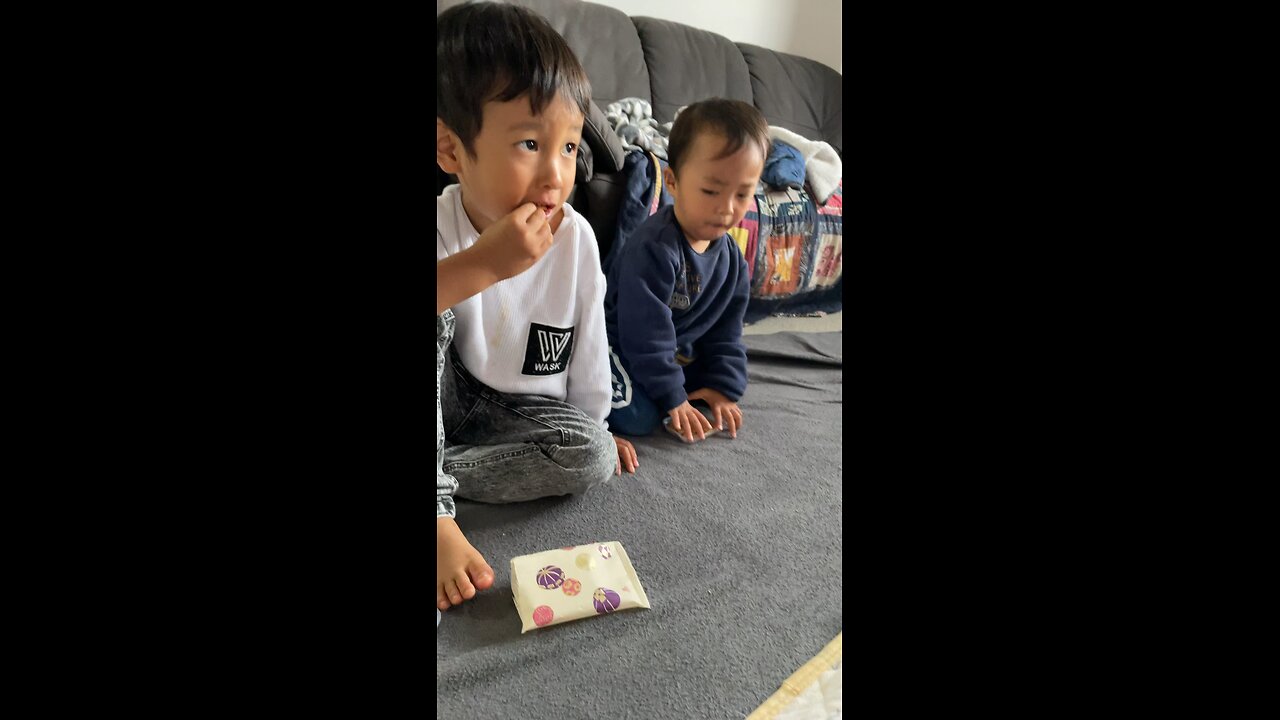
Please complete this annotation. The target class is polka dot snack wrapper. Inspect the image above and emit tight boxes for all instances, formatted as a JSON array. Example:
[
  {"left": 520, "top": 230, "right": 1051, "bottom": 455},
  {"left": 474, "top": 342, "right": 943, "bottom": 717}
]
[{"left": 510, "top": 541, "right": 651, "bottom": 633}]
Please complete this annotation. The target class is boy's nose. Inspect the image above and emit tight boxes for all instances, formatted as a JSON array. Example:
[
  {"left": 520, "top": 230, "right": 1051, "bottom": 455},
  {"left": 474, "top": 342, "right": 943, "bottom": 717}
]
[{"left": 539, "top": 157, "right": 564, "bottom": 189}]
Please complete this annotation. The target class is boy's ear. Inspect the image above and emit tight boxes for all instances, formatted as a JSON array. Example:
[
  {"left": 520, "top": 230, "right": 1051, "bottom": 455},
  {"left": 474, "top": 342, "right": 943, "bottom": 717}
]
[
  {"left": 437, "top": 119, "right": 463, "bottom": 174},
  {"left": 663, "top": 166, "right": 677, "bottom": 195}
]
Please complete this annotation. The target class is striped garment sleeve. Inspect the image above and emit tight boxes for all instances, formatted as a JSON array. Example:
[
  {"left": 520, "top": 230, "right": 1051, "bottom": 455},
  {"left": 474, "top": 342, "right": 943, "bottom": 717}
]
[
  {"left": 437, "top": 472, "right": 457, "bottom": 518},
  {"left": 436, "top": 309, "right": 458, "bottom": 519}
]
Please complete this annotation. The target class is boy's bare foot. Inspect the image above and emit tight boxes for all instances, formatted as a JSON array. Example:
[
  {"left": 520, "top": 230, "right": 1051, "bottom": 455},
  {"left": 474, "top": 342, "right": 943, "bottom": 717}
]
[{"left": 437, "top": 517, "right": 494, "bottom": 611}]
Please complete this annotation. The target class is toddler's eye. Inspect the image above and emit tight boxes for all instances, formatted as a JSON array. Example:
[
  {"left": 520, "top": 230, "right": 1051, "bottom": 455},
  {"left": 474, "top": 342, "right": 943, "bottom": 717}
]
[
  {"left": 702, "top": 189, "right": 717, "bottom": 196},
  {"left": 563, "top": 142, "right": 578, "bottom": 156},
  {"left": 737, "top": 193, "right": 749, "bottom": 200},
  {"left": 518, "top": 140, "right": 538, "bottom": 151}
]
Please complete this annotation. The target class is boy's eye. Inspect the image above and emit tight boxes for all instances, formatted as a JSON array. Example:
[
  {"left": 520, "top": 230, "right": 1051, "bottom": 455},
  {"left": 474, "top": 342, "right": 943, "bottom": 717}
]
[
  {"left": 518, "top": 140, "right": 538, "bottom": 151},
  {"left": 563, "top": 142, "right": 578, "bottom": 156},
  {"left": 702, "top": 189, "right": 717, "bottom": 196},
  {"left": 737, "top": 193, "right": 749, "bottom": 200}
]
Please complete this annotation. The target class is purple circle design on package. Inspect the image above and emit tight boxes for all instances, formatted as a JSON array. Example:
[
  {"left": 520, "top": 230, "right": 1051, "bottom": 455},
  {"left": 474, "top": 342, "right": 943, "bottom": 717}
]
[
  {"left": 598, "top": 544, "right": 612, "bottom": 559},
  {"left": 536, "top": 565, "right": 565, "bottom": 590},
  {"left": 593, "top": 587, "right": 621, "bottom": 614}
]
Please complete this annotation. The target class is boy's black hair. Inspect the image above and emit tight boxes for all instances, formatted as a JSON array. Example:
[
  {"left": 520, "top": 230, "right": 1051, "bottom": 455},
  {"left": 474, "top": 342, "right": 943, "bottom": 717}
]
[
  {"left": 437, "top": 1, "right": 592, "bottom": 155},
  {"left": 666, "top": 98, "right": 771, "bottom": 176}
]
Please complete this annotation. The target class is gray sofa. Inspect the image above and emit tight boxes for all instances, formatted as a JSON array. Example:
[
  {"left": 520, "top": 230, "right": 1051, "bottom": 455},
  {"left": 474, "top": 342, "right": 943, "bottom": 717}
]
[{"left": 436, "top": 0, "right": 842, "bottom": 262}]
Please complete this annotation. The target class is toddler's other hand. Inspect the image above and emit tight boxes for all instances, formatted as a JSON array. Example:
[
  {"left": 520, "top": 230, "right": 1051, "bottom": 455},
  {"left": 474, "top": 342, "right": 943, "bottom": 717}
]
[
  {"left": 668, "top": 400, "right": 714, "bottom": 443},
  {"left": 688, "top": 388, "right": 743, "bottom": 439}
]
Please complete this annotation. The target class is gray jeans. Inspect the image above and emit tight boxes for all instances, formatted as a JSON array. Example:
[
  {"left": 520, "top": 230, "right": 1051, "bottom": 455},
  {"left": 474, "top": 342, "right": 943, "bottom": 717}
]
[{"left": 436, "top": 309, "right": 615, "bottom": 518}]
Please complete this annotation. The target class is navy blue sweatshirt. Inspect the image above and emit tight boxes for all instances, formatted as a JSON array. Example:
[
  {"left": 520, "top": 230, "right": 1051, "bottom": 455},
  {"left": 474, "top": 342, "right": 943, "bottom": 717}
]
[{"left": 604, "top": 205, "right": 750, "bottom": 413}]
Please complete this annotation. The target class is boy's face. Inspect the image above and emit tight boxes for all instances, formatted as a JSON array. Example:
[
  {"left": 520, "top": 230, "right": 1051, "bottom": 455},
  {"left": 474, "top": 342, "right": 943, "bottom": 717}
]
[
  {"left": 437, "top": 94, "right": 584, "bottom": 235},
  {"left": 664, "top": 131, "right": 765, "bottom": 245}
]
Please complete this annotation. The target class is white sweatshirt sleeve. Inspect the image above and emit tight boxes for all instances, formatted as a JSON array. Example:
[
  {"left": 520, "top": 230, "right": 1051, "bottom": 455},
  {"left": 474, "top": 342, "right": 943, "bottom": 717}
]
[{"left": 566, "top": 227, "right": 612, "bottom": 429}]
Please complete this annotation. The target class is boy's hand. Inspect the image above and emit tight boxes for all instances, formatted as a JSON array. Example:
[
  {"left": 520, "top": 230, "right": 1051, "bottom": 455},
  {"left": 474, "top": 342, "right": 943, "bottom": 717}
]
[
  {"left": 470, "top": 203, "right": 554, "bottom": 282},
  {"left": 614, "top": 434, "right": 638, "bottom": 475},
  {"left": 688, "top": 388, "right": 743, "bottom": 439},
  {"left": 668, "top": 400, "right": 715, "bottom": 443}
]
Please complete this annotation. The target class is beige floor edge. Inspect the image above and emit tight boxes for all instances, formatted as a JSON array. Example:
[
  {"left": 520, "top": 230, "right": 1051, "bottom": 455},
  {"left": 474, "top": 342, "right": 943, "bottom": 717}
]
[{"left": 746, "top": 632, "right": 843, "bottom": 719}]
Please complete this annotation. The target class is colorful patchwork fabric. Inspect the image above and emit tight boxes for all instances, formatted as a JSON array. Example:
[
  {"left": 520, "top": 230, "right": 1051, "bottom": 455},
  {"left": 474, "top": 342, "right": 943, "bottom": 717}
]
[{"left": 735, "top": 180, "right": 843, "bottom": 299}]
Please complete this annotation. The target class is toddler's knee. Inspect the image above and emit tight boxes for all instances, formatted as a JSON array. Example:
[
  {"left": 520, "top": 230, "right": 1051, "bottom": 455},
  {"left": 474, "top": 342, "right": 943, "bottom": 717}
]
[{"left": 606, "top": 405, "right": 662, "bottom": 437}]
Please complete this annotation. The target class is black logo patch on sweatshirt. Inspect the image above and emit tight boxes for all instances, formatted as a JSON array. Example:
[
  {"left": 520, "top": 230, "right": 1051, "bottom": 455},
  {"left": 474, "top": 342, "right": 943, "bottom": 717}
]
[{"left": 522, "top": 323, "right": 575, "bottom": 375}]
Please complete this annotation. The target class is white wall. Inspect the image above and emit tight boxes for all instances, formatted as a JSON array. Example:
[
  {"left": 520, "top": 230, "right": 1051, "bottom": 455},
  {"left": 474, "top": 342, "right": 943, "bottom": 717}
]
[{"left": 587, "top": 0, "right": 841, "bottom": 74}]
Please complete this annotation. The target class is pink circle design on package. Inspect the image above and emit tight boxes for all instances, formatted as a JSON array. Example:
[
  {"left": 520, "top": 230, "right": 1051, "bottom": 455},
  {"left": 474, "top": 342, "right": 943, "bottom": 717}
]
[
  {"left": 562, "top": 578, "right": 582, "bottom": 596},
  {"left": 536, "top": 565, "right": 565, "bottom": 589},
  {"left": 598, "top": 544, "right": 612, "bottom": 559},
  {"left": 533, "top": 605, "right": 554, "bottom": 627},
  {"left": 593, "top": 588, "right": 621, "bottom": 614},
  {"left": 561, "top": 546, "right": 576, "bottom": 551}
]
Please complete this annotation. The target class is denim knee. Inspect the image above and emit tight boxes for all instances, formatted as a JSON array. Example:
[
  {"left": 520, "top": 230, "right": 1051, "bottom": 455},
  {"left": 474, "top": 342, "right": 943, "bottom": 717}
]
[
  {"left": 544, "top": 421, "right": 615, "bottom": 494},
  {"left": 581, "top": 424, "right": 618, "bottom": 490}
]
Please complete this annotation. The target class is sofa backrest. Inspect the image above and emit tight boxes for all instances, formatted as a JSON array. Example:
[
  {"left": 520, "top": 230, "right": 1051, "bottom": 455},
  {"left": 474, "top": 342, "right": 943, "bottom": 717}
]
[{"left": 435, "top": 0, "right": 842, "bottom": 159}]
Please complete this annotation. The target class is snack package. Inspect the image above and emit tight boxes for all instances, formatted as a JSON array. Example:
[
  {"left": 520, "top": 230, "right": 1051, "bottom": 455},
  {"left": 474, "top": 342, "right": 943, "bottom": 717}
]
[{"left": 510, "top": 541, "right": 651, "bottom": 633}]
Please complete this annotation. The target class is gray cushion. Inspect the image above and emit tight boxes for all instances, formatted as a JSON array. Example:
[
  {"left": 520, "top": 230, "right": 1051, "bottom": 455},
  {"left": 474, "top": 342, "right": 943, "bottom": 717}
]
[
  {"left": 738, "top": 43, "right": 843, "bottom": 155},
  {"left": 583, "top": 99, "right": 626, "bottom": 174},
  {"left": 632, "top": 17, "right": 754, "bottom": 123},
  {"left": 548, "top": 0, "right": 651, "bottom": 108},
  {"left": 580, "top": 171, "right": 627, "bottom": 260},
  {"left": 445, "top": 0, "right": 651, "bottom": 109},
  {"left": 575, "top": 136, "right": 593, "bottom": 182}
]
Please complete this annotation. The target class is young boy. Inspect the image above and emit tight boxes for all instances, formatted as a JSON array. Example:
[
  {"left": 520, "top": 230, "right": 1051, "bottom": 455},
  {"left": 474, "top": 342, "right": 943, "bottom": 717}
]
[
  {"left": 603, "top": 99, "right": 769, "bottom": 443},
  {"left": 436, "top": 1, "right": 638, "bottom": 617}
]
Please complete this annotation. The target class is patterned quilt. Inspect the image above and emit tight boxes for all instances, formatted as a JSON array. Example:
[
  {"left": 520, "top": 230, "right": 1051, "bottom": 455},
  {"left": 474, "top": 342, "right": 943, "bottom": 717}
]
[{"left": 728, "top": 180, "right": 843, "bottom": 301}]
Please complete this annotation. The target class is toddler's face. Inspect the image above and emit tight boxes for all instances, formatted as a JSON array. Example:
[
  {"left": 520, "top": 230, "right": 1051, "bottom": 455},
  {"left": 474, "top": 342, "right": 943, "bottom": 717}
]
[
  {"left": 665, "top": 132, "right": 765, "bottom": 244},
  {"left": 452, "top": 94, "right": 584, "bottom": 234}
]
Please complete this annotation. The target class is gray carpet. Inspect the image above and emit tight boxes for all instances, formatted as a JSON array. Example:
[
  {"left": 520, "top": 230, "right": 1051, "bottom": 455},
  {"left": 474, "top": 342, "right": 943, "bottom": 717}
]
[{"left": 436, "top": 332, "right": 843, "bottom": 719}]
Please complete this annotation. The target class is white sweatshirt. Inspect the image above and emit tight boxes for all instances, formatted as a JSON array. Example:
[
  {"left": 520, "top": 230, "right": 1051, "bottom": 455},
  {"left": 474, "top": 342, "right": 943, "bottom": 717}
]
[{"left": 436, "top": 184, "right": 611, "bottom": 428}]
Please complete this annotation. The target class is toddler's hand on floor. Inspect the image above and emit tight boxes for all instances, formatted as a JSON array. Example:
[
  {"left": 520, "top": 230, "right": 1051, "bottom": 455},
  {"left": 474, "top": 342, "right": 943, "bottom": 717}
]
[
  {"left": 470, "top": 202, "right": 554, "bottom": 281},
  {"left": 668, "top": 400, "right": 714, "bottom": 443},
  {"left": 613, "top": 434, "right": 638, "bottom": 475},
  {"left": 688, "top": 388, "right": 743, "bottom": 439}
]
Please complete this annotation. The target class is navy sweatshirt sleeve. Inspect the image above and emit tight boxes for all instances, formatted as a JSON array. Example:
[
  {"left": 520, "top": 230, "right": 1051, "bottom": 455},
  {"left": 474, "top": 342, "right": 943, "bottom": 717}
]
[
  {"left": 616, "top": 238, "right": 689, "bottom": 414},
  {"left": 692, "top": 250, "right": 750, "bottom": 401}
]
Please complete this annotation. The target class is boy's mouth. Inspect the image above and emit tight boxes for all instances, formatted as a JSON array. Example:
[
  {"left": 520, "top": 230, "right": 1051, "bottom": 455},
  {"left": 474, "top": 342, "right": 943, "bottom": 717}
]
[{"left": 537, "top": 204, "right": 557, "bottom": 219}]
